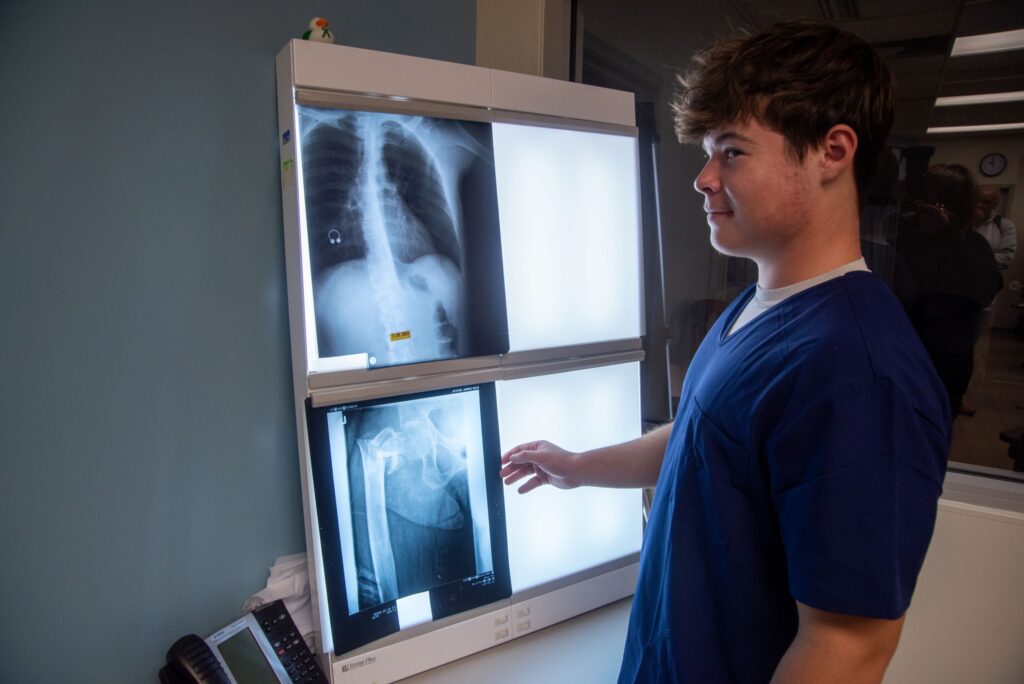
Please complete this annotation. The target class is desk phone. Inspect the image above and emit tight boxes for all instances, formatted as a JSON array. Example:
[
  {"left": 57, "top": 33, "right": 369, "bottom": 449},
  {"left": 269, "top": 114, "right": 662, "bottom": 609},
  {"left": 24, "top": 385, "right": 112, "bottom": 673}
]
[{"left": 160, "top": 599, "right": 327, "bottom": 684}]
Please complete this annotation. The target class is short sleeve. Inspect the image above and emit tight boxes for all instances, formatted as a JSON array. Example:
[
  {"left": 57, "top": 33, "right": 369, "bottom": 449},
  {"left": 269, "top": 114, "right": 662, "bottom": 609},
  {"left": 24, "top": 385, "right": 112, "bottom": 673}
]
[{"left": 766, "top": 377, "right": 948, "bottom": 619}]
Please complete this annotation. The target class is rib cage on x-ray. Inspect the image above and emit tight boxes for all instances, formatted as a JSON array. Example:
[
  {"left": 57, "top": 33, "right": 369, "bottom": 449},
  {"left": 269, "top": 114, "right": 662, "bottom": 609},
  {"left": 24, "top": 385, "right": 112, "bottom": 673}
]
[
  {"left": 299, "top": 107, "right": 497, "bottom": 367},
  {"left": 344, "top": 397, "right": 492, "bottom": 612}
]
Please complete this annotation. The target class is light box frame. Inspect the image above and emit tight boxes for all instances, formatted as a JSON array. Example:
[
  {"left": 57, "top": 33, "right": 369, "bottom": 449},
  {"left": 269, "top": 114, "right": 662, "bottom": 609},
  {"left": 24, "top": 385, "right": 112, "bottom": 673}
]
[{"left": 276, "top": 39, "right": 647, "bottom": 683}]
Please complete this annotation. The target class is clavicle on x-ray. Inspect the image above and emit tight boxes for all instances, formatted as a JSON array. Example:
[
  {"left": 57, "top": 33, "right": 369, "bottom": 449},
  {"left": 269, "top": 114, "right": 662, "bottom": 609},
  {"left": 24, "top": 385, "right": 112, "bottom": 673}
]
[
  {"left": 338, "top": 393, "right": 492, "bottom": 614},
  {"left": 298, "top": 106, "right": 500, "bottom": 368}
]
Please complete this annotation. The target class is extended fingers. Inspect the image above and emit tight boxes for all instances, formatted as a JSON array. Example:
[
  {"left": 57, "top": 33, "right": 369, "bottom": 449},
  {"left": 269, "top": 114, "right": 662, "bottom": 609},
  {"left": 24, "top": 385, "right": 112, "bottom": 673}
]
[
  {"left": 500, "top": 441, "right": 553, "bottom": 494},
  {"left": 501, "top": 462, "right": 534, "bottom": 485},
  {"left": 501, "top": 440, "right": 546, "bottom": 465},
  {"left": 518, "top": 475, "right": 546, "bottom": 494}
]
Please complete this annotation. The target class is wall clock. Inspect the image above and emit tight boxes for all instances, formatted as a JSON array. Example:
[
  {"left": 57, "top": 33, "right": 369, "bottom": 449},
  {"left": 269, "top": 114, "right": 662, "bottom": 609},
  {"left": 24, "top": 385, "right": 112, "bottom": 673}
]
[{"left": 980, "top": 152, "right": 1007, "bottom": 177}]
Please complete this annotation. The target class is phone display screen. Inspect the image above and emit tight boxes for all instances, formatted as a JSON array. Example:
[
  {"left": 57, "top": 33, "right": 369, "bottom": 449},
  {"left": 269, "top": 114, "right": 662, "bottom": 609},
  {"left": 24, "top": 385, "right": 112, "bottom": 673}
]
[{"left": 218, "top": 628, "right": 279, "bottom": 684}]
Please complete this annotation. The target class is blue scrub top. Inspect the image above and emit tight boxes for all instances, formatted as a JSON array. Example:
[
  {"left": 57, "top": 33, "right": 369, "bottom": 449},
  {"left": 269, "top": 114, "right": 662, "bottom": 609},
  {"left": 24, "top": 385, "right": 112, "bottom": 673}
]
[{"left": 619, "top": 272, "right": 950, "bottom": 683}]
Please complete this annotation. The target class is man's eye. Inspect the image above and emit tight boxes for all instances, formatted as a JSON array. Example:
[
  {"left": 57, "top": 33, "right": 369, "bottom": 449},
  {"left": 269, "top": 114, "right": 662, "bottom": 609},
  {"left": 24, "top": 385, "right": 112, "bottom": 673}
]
[{"left": 724, "top": 148, "right": 742, "bottom": 159}]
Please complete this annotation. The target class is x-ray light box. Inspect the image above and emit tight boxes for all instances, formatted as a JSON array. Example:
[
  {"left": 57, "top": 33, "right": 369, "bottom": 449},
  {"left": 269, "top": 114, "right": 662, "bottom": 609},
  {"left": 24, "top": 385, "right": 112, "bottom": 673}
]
[
  {"left": 304, "top": 364, "right": 641, "bottom": 663},
  {"left": 277, "top": 39, "right": 645, "bottom": 683}
]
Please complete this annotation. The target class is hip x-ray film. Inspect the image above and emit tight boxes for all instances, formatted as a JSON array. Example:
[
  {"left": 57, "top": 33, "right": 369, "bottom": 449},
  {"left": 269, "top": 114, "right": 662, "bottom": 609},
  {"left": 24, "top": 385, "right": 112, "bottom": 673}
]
[
  {"left": 306, "top": 385, "right": 511, "bottom": 654},
  {"left": 296, "top": 106, "right": 509, "bottom": 371}
]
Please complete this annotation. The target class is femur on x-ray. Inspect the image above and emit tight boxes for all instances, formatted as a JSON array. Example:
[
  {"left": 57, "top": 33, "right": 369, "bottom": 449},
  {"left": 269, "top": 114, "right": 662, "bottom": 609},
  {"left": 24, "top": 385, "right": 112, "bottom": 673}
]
[
  {"left": 298, "top": 106, "right": 507, "bottom": 368},
  {"left": 310, "top": 384, "right": 510, "bottom": 652},
  {"left": 343, "top": 395, "right": 493, "bottom": 612}
]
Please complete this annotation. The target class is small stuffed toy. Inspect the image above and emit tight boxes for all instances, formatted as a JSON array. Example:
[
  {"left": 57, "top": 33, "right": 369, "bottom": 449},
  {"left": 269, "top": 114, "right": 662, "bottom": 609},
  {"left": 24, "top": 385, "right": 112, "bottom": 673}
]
[{"left": 302, "top": 17, "right": 334, "bottom": 43}]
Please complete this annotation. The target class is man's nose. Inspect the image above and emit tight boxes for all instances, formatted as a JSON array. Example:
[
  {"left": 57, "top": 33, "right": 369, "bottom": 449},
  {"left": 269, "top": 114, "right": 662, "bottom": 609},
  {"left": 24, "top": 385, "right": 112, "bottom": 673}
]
[{"left": 693, "top": 160, "right": 720, "bottom": 195}]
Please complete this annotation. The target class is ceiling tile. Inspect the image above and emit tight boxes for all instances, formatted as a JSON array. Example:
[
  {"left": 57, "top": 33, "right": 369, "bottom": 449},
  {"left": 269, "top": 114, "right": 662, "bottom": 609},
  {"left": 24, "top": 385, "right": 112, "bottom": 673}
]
[
  {"left": 938, "top": 75, "right": 1024, "bottom": 96},
  {"left": 958, "top": 0, "right": 1024, "bottom": 36}
]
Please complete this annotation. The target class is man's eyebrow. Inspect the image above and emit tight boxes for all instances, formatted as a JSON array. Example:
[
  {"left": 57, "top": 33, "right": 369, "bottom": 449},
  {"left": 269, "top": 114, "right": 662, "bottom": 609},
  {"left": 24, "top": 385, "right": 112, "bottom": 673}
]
[{"left": 711, "top": 131, "right": 755, "bottom": 146}]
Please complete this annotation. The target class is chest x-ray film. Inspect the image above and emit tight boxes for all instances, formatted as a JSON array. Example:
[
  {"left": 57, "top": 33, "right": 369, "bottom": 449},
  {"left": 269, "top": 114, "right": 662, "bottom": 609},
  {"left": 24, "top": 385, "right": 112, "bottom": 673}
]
[
  {"left": 296, "top": 106, "right": 509, "bottom": 372},
  {"left": 306, "top": 384, "right": 511, "bottom": 654}
]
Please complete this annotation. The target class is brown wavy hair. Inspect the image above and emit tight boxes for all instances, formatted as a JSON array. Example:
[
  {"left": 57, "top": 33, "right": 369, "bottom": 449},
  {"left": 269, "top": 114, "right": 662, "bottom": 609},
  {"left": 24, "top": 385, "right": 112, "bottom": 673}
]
[
  {"left": 672, "top": 19, "right": 895, "bottom": 200},
  {"left": 912, "top": 163, "right": 978, "bottom": 236}
]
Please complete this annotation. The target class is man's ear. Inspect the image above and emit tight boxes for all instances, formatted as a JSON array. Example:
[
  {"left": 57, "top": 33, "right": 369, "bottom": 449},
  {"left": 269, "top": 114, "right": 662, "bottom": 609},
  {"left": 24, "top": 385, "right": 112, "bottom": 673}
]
[{"left": 820, "top": 124, "right": 858, "bottom": 183}]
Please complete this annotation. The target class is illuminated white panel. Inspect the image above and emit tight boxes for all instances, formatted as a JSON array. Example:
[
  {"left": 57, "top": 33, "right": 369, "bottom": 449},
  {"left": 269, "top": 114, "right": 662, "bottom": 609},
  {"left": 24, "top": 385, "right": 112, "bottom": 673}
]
[
  {"left": 397, "top": 591, "right": 433, "bottom": 630},
  {"left": 493, "top": 124, "right": 642, "bottom": 351},
  {"left": 496, "top": 363, "right": 643, "bottom": 593}
]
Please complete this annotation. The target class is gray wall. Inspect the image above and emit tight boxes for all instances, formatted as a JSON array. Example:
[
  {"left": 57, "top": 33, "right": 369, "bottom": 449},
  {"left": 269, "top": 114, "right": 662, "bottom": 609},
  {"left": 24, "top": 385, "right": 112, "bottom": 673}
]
[{"left": 0, "top": 2, "right": 475, "bottom": 681}]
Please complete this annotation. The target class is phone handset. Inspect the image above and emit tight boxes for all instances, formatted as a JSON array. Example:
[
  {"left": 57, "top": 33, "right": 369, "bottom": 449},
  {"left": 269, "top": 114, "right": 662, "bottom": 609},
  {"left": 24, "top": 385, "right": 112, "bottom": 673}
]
[{"left": 159, "top": 634, "right": 231, "bottom": 684}]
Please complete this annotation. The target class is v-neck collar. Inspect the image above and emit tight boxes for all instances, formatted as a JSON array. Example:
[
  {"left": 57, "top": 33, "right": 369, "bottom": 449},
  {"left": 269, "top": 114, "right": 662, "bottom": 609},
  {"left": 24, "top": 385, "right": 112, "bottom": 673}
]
[{"left": 718, "top": 268, "right": 871, "bottom": 345}]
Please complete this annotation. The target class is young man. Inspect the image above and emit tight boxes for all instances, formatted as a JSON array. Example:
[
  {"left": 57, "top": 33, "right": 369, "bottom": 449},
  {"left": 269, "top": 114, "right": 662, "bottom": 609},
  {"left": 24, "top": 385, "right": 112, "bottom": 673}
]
[{"left": 500, "top": 20, "right": 951, "bottom": 683}]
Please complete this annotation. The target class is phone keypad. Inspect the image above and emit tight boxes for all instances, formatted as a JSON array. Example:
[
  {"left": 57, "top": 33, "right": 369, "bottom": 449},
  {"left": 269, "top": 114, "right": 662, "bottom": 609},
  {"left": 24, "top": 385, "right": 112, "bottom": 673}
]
[{"left": 254, "top": 601, "right": 328, "bottom": 683}]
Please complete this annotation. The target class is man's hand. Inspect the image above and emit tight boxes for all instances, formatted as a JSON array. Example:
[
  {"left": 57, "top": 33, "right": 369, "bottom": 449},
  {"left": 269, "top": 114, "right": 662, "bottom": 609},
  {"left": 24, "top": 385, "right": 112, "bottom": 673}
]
[
  {"left": 500, "top": 425, "right": 672, "bottom": 493},
  {"left": 771, "top": 602, "right": 905, "bottom": 684},
  {"left": 500, "top": 441, "right": 581, "bottom": 494}
]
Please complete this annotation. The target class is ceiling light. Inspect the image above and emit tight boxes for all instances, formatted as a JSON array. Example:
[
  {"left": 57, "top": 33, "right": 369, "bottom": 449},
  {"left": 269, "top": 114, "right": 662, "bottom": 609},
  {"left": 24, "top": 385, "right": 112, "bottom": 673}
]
[
  {"left": 951, "top": 29, "right": 1024, "bottom": 56},
  {"left": 935, "top": 91, "right": 1024, "bottom": 106},
  {"left": 927, "top": 123, "right": 1024, "bottom": 134}
]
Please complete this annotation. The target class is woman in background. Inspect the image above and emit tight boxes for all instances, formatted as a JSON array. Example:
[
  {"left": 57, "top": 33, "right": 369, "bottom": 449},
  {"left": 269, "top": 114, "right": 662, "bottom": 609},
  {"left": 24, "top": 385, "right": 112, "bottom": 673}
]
[{"left": 894, "top": 163, "right": 1002, "bottom": 419}]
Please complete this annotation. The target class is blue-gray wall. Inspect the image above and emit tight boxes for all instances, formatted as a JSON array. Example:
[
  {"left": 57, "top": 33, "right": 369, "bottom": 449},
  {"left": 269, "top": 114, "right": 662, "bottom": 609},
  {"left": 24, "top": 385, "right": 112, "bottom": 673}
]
[{"left": 0, "top": 2, "right": 475, "bottom": 681}]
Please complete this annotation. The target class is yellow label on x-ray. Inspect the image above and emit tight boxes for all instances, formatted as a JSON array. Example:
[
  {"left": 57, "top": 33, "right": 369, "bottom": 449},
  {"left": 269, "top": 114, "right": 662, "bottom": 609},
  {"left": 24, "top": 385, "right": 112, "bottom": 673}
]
[{"left": 390, "top": 330, "right": 412, "bottom": 342}]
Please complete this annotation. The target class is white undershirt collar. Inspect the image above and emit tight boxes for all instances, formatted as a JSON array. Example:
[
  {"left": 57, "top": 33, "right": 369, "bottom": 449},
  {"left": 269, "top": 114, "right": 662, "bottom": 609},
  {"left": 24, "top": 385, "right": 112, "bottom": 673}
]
[{"left": 729, "top": 258, "right": 869, "bottom": 336}]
